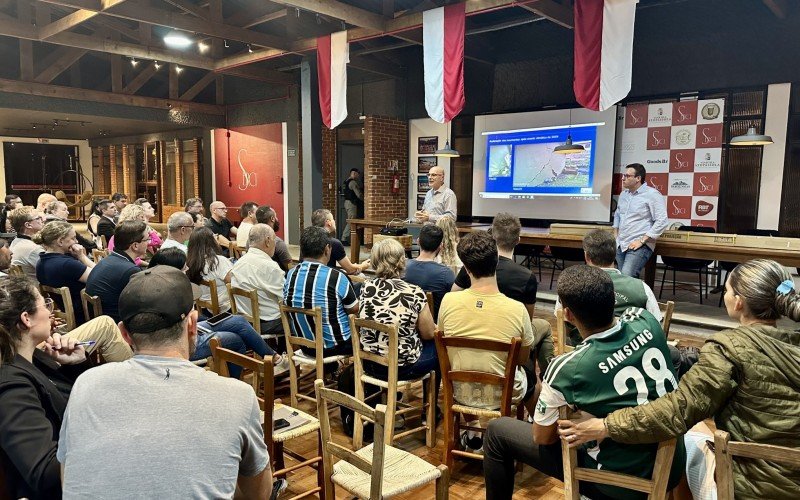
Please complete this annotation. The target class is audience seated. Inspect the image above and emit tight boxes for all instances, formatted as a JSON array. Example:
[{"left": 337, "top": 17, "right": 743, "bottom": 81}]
[
  {"left": 255, "top": 205, "right": 292, "bottom": 272},
  {"left": 236, "top": 201, "right": 258, "bottom": 248},
  {"left": 94, "top": 199, "right": 118, "bottom": 243},
  {"left": 436, "top": 217, "right": 462, "bottom": 270},
  {"left": 85, "top": 221, "right": 148, "bottom": 322},
  {"left": 160, "top": 211, "right": 193, "bottom": 253},
  {"left": 0, "top": 277, "right": 131, "bottom": 499},
  {"left": 36, "top": 193, "right": 57, "bottom": 212},
  {"left": 0, "top": 239, "right": 11, "bottom": 274},
  {"left": 484, "top": 265, "right": 684, "bottom": 500},
  {"left": 559, "top": 259, "right": 800, "bottom": 499},
  {"left": 454, "top": 213, "right": 553, "bottom": 378},
  {"left": 438, "top": 231, "right": 534, "bottom": 410},
  {"left": 34, "top": 221, "right": 95, "bottom": 325},
  {"left": 310, "top": 209, "right": 369, "bottom": 274},
  {"left": 107, "top": 204, "right": 162, "bottom": 259},
  {"left": 190, "top": 211, "right": 207, "bottom": 229},
  {"left": 57, "top": 266, "right": 273, "bottom": 498},
  {"left": 110, "top": 193, "right": 128, "bottom": 221},
  {"left": 0, "top": 194, "right": 21, "bottom": 232},
  {"left": 230, "top": 224, "right": 285, "bottom": 335},
  {"left": 403, "top": 224, "right": 455, "bottom": 321},
  {"left": 44, "top": 201, "right": 96, "bottom": 252},
  {"left": 284, "top": 226, "right": 359, "bottom": 357},
  {"left": 206, "top": 200, "right": 237, "bottom": 245},
  {"left": 359, "top": 238, "right": 439, "bottom": 389},
  {"left": 184, "top": 197, "right": 205, "bottom": 217},
  {"left": 149, "top": 248, "right": 287, "bottom": 376},
  {"left": 85, "top": 200, "right": 101, "bottom": 238},
  {"left": 9, "top": 206, "right": 45, "bottom": 282},
  {"left": 186, "top": 227, "right": 233, "bottom": 313}
]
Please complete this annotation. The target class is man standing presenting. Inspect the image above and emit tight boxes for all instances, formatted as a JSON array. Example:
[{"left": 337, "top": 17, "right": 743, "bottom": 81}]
[
  {"left": 613, "top": 163, "right": 668, "bottom": 278},
  {"left": 416, "top": 166, "right": 457, "bottom": 222},
  {"left": 341, "top": 168, "right": 363, "bottom": 245}
]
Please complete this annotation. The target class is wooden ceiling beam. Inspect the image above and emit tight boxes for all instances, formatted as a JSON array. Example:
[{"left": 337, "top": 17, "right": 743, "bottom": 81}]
[
  {"left": 269, "top": 0, "right": 387, "bottom": 30},
  {"left": 34, "top": 47, "right": 88, "bottom": 83},
  {"left": 179, "top": 71, "right": 215, "bottom": 100},
  {"left": 242, "top": 9, "right": 287, "bottom": 29},
  {"left": 38, "top": 0, "right": 128, "bottom": 39},
  {"left": 122, "top": 63, "right": 158, "bottom": 93},
  {"left": 161, "top": 0, "right": 208, "bottom": 19},
  {"left": 348, "top": 54, "right": 404, "bottom": 78},
  {"left": 518, "top": 0, "right": 573, "bottom": 29},
  {"left": 217, "top": 65, "right": 295, "bottom": 85}
]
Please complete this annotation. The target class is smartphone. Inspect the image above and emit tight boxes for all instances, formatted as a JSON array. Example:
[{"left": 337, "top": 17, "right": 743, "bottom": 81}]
[
  {"left": 206, "top": 311, "right": 232, "bottom": 326},
  {"left": 274, "top": 418, "right": 290, "bottom": 431}
]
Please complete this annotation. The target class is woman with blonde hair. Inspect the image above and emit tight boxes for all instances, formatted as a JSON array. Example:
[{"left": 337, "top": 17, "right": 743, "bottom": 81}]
[
  {"left": 34, "top": 220, "right": 95, "bottom": 325},
  {"left": 107, "top": 203, "right": 162, "bottom": 257},
  {"left": 435, "top": 216, "right": 462, "bottom": 270},
  {"left": 358, "top": 238, "right": 438, "bottom": 387},
  {"left": 558, "top": 259, "right": 800, "bottom": 499}
]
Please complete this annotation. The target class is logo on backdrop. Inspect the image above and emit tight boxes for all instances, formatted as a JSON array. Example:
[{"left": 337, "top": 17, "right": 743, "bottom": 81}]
[
  {"left": 647, "top": 174, "right": 668, "bottom": 194},
  {"left": 701, "top": 102, "right": 721, "bottom": 120},
  {"left": 647, "top": 127, "right": 670, "bottom": 150},
  {"left": 237, "top": 149, "right": 258, "bottom": 191},
  {"left": 696, "top": 124, "right": 723, "bottom": 148},
  {"left": 669, "top": 150, "right": 694, "bottom": 172},
  {"left": 668, "top": 196, "right": 692, "bottom": 218},
  {"left": 672, "top": 101, "right": 698, "bottom": 125},
  {"left": 626, "top": 104, "right": 647, "bottom": 128},
  {"left": 695, "top": 200, "right": 714, "bottom": 217},
  {"left": 674, "top": 128, "right": 693, "bottom": 146},
  {"left": 671, "top": 180, "right": 691, "bottom": 191},
  {"left": 693, "top": 173, "right": 720, "bottom": 196}
]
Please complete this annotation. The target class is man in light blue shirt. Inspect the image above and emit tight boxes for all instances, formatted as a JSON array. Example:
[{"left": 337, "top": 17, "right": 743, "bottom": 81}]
[
  {"left": 612, "top": 163, "right": 668, "bottom": 278},
  {"left": 416, "top": 166, "right": 457, "bottom": 222}
]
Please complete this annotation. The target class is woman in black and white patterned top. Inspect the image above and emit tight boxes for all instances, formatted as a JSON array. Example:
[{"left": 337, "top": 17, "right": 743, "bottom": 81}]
[{"left": 358, "top": 238, "right": 438, "bottom": 382}]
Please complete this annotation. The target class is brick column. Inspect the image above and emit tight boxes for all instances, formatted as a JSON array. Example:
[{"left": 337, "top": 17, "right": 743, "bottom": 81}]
[
  {"left": 321, "top": 127, "right": 337, "bottom": 214},
  {"left": 363, "top": 116, "right": 409, "bottom": 244}
]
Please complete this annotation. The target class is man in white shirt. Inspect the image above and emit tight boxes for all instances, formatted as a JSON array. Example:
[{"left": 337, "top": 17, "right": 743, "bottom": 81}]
[
  {"left": 160, "top": 211, "right": 194, "bottom": 254},
  {"left": 236, "top": 201, "right": 258, "bottom": 248},
  {"left": 8, "top": 206, "right": 45, "bottom": 281},
  {"left": 416, "top": 166, "right": 457, "bottom": 222},
  {"left": 231, "top": 224, "right": 285, "bottom": 335}
]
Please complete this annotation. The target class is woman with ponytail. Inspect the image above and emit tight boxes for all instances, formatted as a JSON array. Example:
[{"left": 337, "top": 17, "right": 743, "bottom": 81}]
[
  {"left": 0, "top": 277, "right": 92, "bottom": 499},
  {"left": 558, "top": 259, "right": 800, "bottom": 498}
]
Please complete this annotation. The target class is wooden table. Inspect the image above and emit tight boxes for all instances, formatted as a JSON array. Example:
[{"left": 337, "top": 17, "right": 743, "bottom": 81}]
[{"left": 347, "top": 219, "right": 800, "bottom": 287}]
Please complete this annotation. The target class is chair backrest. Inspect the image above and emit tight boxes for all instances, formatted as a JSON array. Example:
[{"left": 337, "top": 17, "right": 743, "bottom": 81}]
[
  {"left": 555, "top": 307, "right": 574, "bottom": 355},
  {"left": 92, "top": 248, "right": 109, "bottom": 263},
  {"left": 196, "top": 279, "right": 220, "bottom": 316},
  {"left": 80, "top": 289, "right": 103, "bottom": 321},
  {"left": 209, "top": 337, "right": 275, "bottom": 452},
  {"left": 560, "top": 406, "right": 677, "bottom": 500},
  {"left": 229, "top": 242, "right": 244, "bottom": 259},
  {"left": 315, "top": 379, "right": 388, "bottom": 499},
  {"left": 7, "top": 264, "right": 24, "bottom": 277},
  {"left": 40, "top": 285, "right": 76, "bottom": 331},
  {"left": 713, "top": 429, "right": 800, "bottom": 500},
  {"left": 425, "top": 291, "right": 434, "bottom": 316},
  {"left": 227, "top": 284, "right": 261, "bottom": 333},
  {"left": 658, "top": 301, "right": 675, "bottom": 339},
  {"left": 434, "top": 330, "right": 521, "bottom": 415},
  {"left": 279, "top": 303, "right": 326, "bottom": 370},
  {"left": 100, "top": 234, "right": 108, "bottom": 249},
  {"left": 349, "top": 314, "right": 399, "bottom": 380}
]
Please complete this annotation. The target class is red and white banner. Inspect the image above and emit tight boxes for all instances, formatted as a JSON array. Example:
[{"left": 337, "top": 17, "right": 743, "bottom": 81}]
[
  {"left": 317, "top": 30, "right": 349, "bottom": 129},
  {"left": 574, "top": 0, "right": 638, "bottom": 112},
  {"left": 614, "top": 99, "right": 725, "bottom": 230},
  {"left": 423, "top": 3, "right": 465, "bottom": 123}
]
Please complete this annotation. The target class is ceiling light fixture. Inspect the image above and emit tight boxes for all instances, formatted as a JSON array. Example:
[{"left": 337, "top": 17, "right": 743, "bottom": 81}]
[
  {"left": 434, "top": 121, "right": 460, "bottom": 158},
  {"left": 197, "top": 41, "right": 209, "bottom": 53},
  {"left": 163, "top": 30, "right": 193, "bottom": 48},
  {"left": 247, "top": 44, "right": 253, "bottom": 53},
  {"left": 554, "top": 108, "right": 586, "bottom": 155},
  {"left": 223, "top": 39, "right": 229, "bottom": 48},
  {"left": 175, "top": 66, "right": 183, "bottom": 74},
  {"left": 730, "top": 126, "right": 774, "bottom": 146},
  {"left": 130, "top": 57, "right": 138, "bottom": 67},
  {"left": 154, "top": 61, "right": 161, "bottom": 70}
]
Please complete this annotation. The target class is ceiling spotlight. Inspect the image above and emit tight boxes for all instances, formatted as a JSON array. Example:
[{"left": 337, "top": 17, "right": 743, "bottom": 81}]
[
  {"left": 163, "top": 30, "right": 193, "bottom": 48},
  {"left": 175, "top": 66, "right": 183, "bottom": 74},
  {"left": 32, "top": 124, "right": 36, "bottom": 129},
  {"left": 247, "top": 44, "right": 253, "bottom": 53},
  {"left": 53, "top": 119, "right": 59, "bottom": 126},
  {"left": 154, "top": 61, "right": 161, "bottom": 70},
  {"left": 198, "top": 41, "right": 209, "bottom": 53},
  {"left": 223, "top": 39, "right": 229, "bottom": 48},
  {"left": 131, "top": 57, "right": 138, "bottom": 67}
]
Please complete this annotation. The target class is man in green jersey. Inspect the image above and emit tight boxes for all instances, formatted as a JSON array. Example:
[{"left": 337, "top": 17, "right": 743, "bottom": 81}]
[{"left": 484, "top": 265, "right": 685, "bottom": 500}]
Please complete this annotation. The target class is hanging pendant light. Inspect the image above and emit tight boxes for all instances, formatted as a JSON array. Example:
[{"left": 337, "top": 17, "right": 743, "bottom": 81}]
[
  {"left": 730, "top": 127, "right": 773, "bottom": 146},
  {"left": 434, "top": 121, "right": 460, "bottom": 158},
  {"left": 554, "top": 108, "right": 585, "bottom": 155}
]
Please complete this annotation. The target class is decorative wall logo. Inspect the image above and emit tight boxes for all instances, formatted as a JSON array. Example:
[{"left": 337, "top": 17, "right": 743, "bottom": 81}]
[
  {"left": 648, "top": 104, "right": 672, "bottom": 126},
  {"left": 694, "top": 149, "right": 721, "bottom": 171},
  {"left": 668, "top": 196, "right": 692, "bottom": 218},
  {"left": 648, "top": 173, "right": 668, "bottom": 194},
  {"left": 671, "top": 180, "right": 691, "bottom": 191},
  {"left": 695, "top": 200, "right": 715, "bottom": 217},
  {"left": 669, "top": 150, "right": 694, "bottom": 172},
  {"left": 701, "top": 102, "right": 721, "bottom": 120},
  {"left": 672, "top": 101, "right": 698, "bottom": 125},
  {"left": 693, "top": 173, "right": 720, "bottom": 196},
  {"left": 625, "top": 104, "right": 647, "bottom": 128},
  {"left": 647, "top": 127, "right": 670, "bottom": 150},
  {"left": 696, "top": 124, "right": 723, "bottom": 148},
  {"left": 674, "top": 128, "right": 693, "bottom": 146}
]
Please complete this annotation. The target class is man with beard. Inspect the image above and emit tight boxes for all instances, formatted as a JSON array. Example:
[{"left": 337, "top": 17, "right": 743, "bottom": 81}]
[{"left": 255, "top": 205, "right": 292, "bottom": 273}]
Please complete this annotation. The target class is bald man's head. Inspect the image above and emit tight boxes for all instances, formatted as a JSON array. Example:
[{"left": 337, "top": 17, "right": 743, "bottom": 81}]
[
  {"left": 428, "top": 166, "right": 445, "bottom": 190},
  {"left": 37, "top": 193, "right": 57, "bottom": 211},
  {"left": 247, "top": 223, "right": 276, "bottom": 257}
]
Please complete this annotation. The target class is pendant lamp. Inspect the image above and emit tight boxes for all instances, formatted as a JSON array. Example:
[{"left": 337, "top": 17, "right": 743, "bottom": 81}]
[
  {"left": 730, "top": 127, "right": 773, "bottom": 146},
  {"left": 554, "top": 108, "right": 585, "bottom": 155},
  {"left": 434, "top": 121, "right": 460, "bottom": 158}
]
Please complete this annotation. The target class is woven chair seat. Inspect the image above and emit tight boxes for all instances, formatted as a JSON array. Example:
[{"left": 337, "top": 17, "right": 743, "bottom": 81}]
[
  {"left": 450, "top": 403, "right": 518, "bottom": 419},
  {"left": 263, "top": 404, "right": 320, "bottom": 442},
  {"left": 293, "top": 349, "right": 348, "bottom": 365},
  {"left": 332, "top": 443, "right": 441, "bottom": 498},
  {"left": 361, "top": 371, "right": 430, "bottom": 389}
]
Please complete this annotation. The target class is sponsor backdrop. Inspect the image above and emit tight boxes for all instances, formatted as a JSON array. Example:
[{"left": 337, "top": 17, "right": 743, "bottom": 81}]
[{"left": 615, "top": 98, "right": 724, "bottom": 229}]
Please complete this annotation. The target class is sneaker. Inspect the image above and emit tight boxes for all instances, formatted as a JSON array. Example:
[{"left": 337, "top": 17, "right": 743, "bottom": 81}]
[
  {"left": 270, "top": 478, "right": 288, "bottom": 500},
  {"left": 459, "top": 428, "right": 484, "bottom": 453},
  {"left": 272, "top": 355, "right": 290, "bottom": 377}
]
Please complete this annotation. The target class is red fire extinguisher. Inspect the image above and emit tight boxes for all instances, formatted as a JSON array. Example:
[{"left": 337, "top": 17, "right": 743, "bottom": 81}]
[{"left": 392, "top": 175, "right": 400, "bottom": 193}]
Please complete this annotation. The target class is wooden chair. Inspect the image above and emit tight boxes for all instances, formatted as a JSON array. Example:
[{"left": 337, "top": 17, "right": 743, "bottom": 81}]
[
  {"left": 81, "top": 289, "right": 103, "bottom": 321},
  {"left": 434, "top": 330, "right": 522, "bottom": 470},
  {"left": 658, "top": 301, "right": 675, "bottom": 340},
  {"left": 228, "top": 242, "right": 244, "bottom": 259},
  {"left": 426, "top": 291, "right": 434, "bottom": 316},
  {"left": 209, "top": 338, "right": 323, "bottom": 500},
  {"left": 714, "top": 429, "right": 800, "bottom": 500},
  {"left": 196, "top": 279, "right": 221, "bottom": 316},
  {"left": 280, "top": 303, "right": 351, "bottom": 409},
  {"left": 40, "top": 285, "right": 76, "bottom": 331},
  {"left": 227, "top": 284, "right": 262, "bottom": 334},
  {"left": 349, "top": 315, "right": 435, "bottom": 450},
  {"left": 555, "top": 307, "right": 573, "bottom": 356},
  {"left": 7, "top": 264, "right": 24, "bottom": 277},
  {"left": 315, "top": 379, "right": 449, "bottom": 500},
  {"left": 100, "top": 235, "right": 108, "bottom": 250},
  {"left": 91, "top": 248, "right": 109, "bottom": 263},
  {"left": 560, "top": 406, "right": 677, "bottom": 500}
]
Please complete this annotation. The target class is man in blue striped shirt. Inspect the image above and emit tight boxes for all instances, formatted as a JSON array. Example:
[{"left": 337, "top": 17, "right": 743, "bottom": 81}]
[
  {"left": 284, "top": 226, "right": 359, "bottom": 357},
  {"left": 613, "top": 163, "right": 668, "bottom": 278}
]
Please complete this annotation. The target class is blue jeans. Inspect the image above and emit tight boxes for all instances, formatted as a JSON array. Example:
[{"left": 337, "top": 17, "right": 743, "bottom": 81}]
[
  {"left": 192, "top": 316, "right": 276, "bottom": 378},
  {"left": 616, "top": 244, "right": 653, "bottom": 278},
  {"left": 193, "top": 330, "right": 246, "bottom": 378}
]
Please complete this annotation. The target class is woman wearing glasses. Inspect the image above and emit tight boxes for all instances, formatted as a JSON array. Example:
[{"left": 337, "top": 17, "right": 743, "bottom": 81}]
[{"left": 0, "top": 276, "right": 93, "bottom": 499}]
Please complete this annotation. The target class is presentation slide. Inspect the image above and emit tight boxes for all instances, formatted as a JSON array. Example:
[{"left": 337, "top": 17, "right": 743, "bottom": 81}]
[{"left": 472, "top": 107, "right": 617, "bottom": 223}]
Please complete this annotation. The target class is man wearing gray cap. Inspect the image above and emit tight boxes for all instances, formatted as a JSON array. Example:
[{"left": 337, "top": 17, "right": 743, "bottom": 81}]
[{"left": 57, "top": 266, "right": 273, "bottom": 499}]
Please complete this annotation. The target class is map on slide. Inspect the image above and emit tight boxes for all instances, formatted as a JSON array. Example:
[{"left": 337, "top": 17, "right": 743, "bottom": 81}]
[{"left": 512, "top": 142, "right": 592, "bottom": 188}]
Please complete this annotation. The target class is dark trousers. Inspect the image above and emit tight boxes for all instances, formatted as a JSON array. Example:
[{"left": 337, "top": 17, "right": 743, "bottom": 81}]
[
  {"left": 364, "top": 339, "right": 441, "bottom": 404},
  {"left": 484, "top": 417, "right": 616, "bottom": 500}
]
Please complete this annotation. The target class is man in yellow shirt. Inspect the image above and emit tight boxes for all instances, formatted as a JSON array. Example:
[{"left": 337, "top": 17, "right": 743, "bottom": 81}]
[{"left": 438, "top": 231, "right": 534, "bottom": 410}]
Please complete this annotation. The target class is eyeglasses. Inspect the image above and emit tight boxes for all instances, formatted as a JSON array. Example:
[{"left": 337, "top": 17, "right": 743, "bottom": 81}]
[
  {"left": 27, "top": 216, "right": 44, "bottom": 223},
  {"left": 213, "top": 207, "right": 228, "bottom": 211},
  {"left": 179, "top": 225, "right": 195, "bottom": 229},
  {"left": 38, "top": 298, "right": 54, "bottom": 313},
  {"left": 622, "top": 174, "right": 638, "bottom": 179},
  {"left": 429, "top": 173, "right": 443, "bottom": 177}
]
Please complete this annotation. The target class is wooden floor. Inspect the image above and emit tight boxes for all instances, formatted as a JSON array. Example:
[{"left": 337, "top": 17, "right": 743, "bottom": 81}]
[{"left": 270, "top": 310, "right": 704, "bottom": 500}]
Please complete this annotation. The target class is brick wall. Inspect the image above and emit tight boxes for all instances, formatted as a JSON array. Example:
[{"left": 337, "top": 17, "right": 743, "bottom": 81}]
[
  {"left": 297, "top": 123, "right": 304, "bottom": 231},
  {"left": 364, "top": 116, "right": 409, "bottom": 243},
  {"left": 321, "top": 126, "right": 337, "bottom": 215}
]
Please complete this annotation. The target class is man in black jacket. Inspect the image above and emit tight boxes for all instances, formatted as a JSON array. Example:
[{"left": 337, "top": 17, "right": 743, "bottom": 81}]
[{"left": 95, "top": 199, "right": 117, "bottom": 245}]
